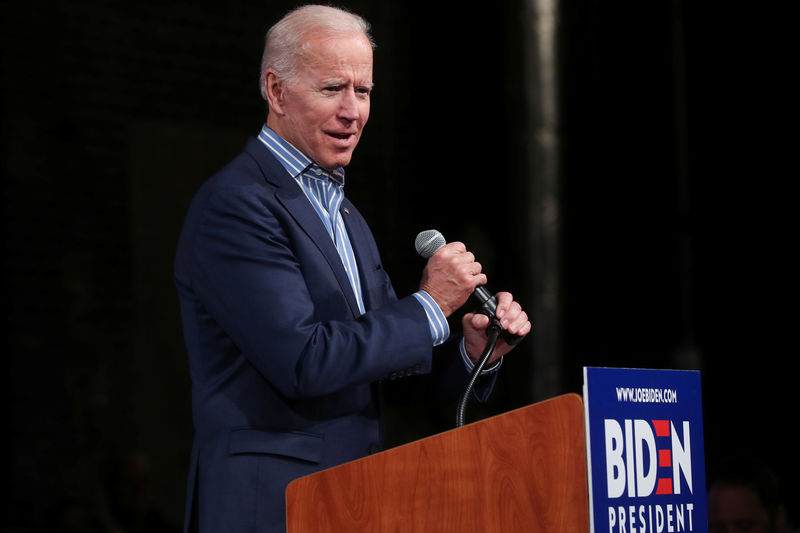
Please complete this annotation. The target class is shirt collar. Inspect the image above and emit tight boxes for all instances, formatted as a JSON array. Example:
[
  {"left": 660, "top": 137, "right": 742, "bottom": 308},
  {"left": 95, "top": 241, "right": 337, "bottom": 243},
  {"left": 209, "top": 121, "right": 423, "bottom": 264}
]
[{"left": 257, "top": 125, "right": 345, "bottom": 186}]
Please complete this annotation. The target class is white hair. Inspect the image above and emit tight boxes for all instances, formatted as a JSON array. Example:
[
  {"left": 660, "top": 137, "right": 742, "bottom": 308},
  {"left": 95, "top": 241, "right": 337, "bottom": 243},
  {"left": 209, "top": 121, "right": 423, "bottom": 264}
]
[{"left": 259, "top": 4, "right": 375, "bottom": 100}]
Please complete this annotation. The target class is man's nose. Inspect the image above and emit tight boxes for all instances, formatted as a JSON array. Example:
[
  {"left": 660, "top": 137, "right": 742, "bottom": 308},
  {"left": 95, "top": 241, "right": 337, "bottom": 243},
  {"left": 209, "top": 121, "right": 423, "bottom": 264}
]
[{"left": 337, "top": 89, "right": 360, "bottom": 120}]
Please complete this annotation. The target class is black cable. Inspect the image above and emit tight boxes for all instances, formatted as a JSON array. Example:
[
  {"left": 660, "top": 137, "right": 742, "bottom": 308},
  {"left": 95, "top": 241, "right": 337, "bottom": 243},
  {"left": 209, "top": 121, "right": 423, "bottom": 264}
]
[{"left": 455, "top": 319, "right": 502, "bottom": 428}]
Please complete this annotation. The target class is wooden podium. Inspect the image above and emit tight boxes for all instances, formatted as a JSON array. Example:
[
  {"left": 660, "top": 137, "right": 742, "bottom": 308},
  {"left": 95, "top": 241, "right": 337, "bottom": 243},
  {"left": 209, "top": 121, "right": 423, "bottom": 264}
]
[{"left": 286, "top": 393, "right": 589, "bottom": 532}]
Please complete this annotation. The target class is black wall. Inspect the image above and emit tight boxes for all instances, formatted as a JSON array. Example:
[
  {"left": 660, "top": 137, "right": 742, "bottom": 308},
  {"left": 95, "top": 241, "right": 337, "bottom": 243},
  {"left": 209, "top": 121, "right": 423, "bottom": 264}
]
[{"left": 2, "top": 1, "right": 794, "bottom": 531}]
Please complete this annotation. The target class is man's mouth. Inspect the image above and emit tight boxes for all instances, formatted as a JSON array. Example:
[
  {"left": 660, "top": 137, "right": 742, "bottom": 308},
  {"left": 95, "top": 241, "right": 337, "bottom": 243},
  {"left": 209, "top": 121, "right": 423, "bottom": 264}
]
[{"left": 327, "top": 131, "right": 356, "bottom": 140}]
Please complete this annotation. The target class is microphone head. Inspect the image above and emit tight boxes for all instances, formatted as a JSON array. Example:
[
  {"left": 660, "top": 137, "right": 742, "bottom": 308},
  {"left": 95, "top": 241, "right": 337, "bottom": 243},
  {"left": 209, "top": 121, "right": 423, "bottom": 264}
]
[{"left": 415, "top": 229, "right": 446, "bottom": 258}]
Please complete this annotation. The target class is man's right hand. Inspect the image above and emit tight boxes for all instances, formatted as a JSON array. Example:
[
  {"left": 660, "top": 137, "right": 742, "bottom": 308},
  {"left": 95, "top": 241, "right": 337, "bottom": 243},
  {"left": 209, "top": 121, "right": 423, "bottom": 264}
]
[{"left": 418, "top": 241, "right": 487, "bottom": 317}]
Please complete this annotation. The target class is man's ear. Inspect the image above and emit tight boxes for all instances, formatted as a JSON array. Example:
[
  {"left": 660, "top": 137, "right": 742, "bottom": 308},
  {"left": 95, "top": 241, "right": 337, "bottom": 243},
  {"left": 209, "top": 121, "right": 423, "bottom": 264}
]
[{"left": 264, "top": 70, "right": 286, "bottom": 116}]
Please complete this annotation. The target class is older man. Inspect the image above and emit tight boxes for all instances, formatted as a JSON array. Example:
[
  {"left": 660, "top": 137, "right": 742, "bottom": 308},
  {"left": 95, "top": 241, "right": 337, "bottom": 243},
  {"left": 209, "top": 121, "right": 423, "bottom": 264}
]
[{"left": 175, "top": 5, "right": 530, "bottom": 532}]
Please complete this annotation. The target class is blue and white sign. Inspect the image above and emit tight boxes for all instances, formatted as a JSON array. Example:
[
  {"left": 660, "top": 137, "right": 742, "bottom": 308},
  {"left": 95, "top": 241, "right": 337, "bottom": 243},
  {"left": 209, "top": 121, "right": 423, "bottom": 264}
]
[{"left": 583, "top": 367, "right": 708, "bottom": 533}]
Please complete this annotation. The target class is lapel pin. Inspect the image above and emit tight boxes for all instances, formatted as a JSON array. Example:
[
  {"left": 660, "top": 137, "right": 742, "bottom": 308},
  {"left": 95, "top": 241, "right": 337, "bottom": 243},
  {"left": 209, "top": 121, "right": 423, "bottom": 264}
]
[{"left": 344, "top": 208, "right": 350, "bottom": 215}]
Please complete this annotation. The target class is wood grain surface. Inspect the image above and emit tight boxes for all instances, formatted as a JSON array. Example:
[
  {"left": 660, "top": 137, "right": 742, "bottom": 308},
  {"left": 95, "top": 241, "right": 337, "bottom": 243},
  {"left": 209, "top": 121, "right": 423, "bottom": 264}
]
[{"left": 286, "top": 393, "right": 589, "bottom": 533}]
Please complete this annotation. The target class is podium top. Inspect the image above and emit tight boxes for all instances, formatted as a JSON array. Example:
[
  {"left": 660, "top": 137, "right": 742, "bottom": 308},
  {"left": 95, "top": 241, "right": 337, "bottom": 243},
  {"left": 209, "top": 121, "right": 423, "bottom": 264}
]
[{"left": 286, "top": 393, "right": 589, "bottom": 533}]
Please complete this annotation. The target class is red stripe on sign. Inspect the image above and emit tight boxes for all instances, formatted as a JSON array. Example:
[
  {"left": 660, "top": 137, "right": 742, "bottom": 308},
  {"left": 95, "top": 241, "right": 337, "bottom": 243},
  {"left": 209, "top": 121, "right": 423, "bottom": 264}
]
[
  {"left": 659, "top": 449, "right": 672, "bottom": 467},
  {"left": 656, "top": 478, "right": 673, "bottom": 495},
  {"left": 652, "top": 419, "right": 670, "bottom": 437}
]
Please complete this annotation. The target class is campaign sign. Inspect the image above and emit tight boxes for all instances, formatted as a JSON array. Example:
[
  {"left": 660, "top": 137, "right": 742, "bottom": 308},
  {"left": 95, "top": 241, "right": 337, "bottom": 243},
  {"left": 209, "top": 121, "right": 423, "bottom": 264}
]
[{"left": 583, "top": 367, "right": 707, "bottom": 533}]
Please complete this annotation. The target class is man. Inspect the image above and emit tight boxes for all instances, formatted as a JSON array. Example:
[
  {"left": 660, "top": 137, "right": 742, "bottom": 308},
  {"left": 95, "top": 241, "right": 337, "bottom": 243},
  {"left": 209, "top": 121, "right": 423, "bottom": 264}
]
[
  {"left": 707, "top": 455, "right": 793, "bottom": 533},
  {"left": 174, "top": 5, "right": 530, "bottom": 532}
]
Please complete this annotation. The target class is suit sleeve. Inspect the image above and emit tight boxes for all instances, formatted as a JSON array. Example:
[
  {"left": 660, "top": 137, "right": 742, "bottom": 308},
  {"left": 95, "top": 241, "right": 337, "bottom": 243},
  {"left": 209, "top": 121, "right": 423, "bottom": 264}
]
[{"left": 184, "top": 182, "right": 435, "bottom": 400}]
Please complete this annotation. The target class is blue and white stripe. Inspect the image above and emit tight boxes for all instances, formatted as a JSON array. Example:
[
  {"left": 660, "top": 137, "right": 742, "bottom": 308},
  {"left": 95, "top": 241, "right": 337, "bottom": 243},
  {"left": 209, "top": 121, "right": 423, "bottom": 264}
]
[
  {"left": 258, "top": 126, "right": 450, "bottom": 345},
  {"left": 257, "top": 125, "right": 474, "bottom": 350},
  {"left": 258, "top": 126, "right": 364, "bottom": 315},
  {"left": 258, "top": 126, "right": 451, "bottom": 345},
  {"left": 412, "top": 291, "right": 448, "bottom": 345}
]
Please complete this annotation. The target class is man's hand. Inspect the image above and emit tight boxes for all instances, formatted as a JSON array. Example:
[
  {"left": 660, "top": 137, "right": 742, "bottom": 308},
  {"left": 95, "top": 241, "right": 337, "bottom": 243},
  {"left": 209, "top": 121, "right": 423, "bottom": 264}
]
[
  {"left": 419, "top": 241, "right": 487, "bottom": 317},
  {"left": 463, "top": 292, "right": 531, "bottom": 365}
]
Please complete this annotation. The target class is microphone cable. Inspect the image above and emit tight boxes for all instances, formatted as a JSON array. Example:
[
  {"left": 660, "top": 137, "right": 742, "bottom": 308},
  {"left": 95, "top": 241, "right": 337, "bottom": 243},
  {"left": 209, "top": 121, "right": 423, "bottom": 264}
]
[{"left": 455, "top": 317, "right": 502, "bottom": 428}]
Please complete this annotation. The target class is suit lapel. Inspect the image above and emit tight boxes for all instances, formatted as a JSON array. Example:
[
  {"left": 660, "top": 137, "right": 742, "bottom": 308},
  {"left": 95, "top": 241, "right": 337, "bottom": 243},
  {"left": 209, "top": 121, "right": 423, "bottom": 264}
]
[
  {"left": 244, "top": 138, "right": 362, "bottom": 318},
  {"left": 341, "top": 198, "right": 384, "bottom": 312}
]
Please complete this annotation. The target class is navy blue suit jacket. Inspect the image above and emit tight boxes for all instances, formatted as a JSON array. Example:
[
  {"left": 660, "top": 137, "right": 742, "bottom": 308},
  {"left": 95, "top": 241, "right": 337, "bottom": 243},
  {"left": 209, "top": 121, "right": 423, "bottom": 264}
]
[{"left": 175, "top": 138, "right": 495, "bottom": 532}]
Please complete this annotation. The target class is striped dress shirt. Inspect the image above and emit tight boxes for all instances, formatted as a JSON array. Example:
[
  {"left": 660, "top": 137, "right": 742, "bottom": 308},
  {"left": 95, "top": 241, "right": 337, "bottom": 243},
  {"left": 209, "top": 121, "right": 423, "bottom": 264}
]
[{"left": 256, "top": 125, "right": 450, "bottom": 346}]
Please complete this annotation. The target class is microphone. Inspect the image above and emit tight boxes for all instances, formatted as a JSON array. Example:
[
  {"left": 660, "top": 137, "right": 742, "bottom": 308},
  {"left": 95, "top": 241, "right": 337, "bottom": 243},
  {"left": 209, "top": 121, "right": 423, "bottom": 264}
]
[{"left": 415, "top": 229, "right": 522, "bottom": 345}]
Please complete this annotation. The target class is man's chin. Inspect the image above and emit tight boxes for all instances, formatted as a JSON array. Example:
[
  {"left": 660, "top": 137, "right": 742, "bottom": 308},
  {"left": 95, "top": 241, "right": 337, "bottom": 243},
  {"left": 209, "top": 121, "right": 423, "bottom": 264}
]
[{"left": 320, "top": 151, "right": 355, "bottom": 171}]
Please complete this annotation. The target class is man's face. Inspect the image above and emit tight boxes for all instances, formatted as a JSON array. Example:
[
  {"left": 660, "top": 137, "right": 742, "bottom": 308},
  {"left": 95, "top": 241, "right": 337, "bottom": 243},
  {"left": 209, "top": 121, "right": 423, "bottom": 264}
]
[
  {"left": 708, "top": 485, "right": 773, "bottom": 533},
  {"left": 267, "top": 32, "right": 373, "bottom": 171}
]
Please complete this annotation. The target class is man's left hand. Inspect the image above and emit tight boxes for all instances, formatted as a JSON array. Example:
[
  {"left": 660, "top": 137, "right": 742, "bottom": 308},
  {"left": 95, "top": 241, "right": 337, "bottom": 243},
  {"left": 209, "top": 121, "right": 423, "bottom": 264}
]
[{"left": 462, "top": 291, "right": 531, "bottom": 365}]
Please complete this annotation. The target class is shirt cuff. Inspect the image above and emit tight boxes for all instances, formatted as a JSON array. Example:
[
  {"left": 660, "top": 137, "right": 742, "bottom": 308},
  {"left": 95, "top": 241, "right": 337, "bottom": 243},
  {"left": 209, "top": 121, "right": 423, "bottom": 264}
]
[
  {"left": 412, "top": 290, "right": 449, "bottom": 346},
  {"left": 460, "top": 336, "right": 503, "bottom": 374}
]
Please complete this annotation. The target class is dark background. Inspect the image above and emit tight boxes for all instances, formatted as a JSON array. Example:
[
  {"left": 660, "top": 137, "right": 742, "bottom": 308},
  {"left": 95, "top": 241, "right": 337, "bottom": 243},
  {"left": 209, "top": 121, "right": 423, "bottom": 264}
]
[{"left": 2, "top": 1, "right": 794, "bottom": 531}]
